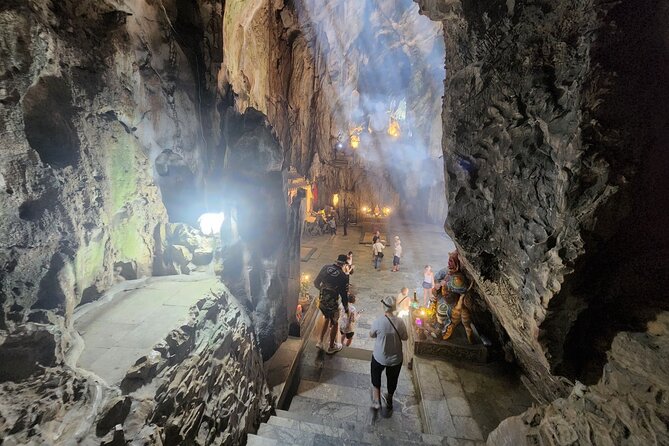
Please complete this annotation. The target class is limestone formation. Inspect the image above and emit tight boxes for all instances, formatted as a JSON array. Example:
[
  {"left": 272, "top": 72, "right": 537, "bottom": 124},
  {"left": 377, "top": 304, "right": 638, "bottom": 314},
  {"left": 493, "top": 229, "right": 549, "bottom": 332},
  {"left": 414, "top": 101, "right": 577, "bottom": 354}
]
[
  {"left": 0, "top": 290, "right": 272, "bottom": 445},
  {"left": 419, "top": 0, "right": 669, "bottom": 403},
  {"left": 487, "top": 312, "right": 669, "bottom": 445}
]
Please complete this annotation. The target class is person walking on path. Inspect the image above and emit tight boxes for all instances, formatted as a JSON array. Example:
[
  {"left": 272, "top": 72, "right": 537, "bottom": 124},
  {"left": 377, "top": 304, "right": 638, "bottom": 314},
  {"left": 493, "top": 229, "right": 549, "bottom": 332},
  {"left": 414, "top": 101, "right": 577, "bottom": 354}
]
[
  {"left": 373, "top": 239, "right": 385, "bottom": 271},
  {"left": 343, "top": 251, "right": 355, "bottom": 275},
  {"left": 392, "top": 235, "right": 402, "bottom": 272},
  {"left": 369, "top": 296, "right": 408, "bottom": 411},
  {"left": 338, "top": 295, "right": 359, "bottom": 347},
  {"left": 313, "top": 254, "right": 351, "bottom": 353},
  {"left": 396, "top": 287, "right": 410, "bottom": 314},
  {"left": 422, "top": 265, "right": 435, "bottom": 306}
]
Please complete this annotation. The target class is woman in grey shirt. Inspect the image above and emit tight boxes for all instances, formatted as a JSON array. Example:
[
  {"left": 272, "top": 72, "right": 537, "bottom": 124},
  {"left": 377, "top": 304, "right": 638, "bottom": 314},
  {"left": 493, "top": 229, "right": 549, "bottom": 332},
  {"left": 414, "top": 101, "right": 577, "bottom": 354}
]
[{"left": 369, "top": 296, "right": 408, "bottom": 410}]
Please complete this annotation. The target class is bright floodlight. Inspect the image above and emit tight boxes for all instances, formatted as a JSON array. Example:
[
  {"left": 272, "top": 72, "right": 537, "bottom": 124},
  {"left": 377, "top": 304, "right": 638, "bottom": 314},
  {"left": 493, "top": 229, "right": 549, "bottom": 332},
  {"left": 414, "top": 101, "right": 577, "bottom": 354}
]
[{"left": 198, "top": 212, "right": 225, "bottom": 235}]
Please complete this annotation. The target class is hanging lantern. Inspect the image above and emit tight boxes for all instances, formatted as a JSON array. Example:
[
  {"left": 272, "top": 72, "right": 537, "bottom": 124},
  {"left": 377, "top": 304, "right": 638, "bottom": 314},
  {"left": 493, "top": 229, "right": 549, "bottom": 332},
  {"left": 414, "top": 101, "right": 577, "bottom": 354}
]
[
  {"left": 332, "top": 193, "right": 339, "bottom": 207},
  {"left": 350, "top": 133, "right": 360, "bottom": 149},
  {"left": 387, "top": 117, "right": 401, "bottom": 138}
]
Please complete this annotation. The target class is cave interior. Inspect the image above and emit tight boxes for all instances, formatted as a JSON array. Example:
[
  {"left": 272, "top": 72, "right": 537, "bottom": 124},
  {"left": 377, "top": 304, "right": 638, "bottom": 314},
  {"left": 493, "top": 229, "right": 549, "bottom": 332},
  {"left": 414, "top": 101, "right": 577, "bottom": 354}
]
[{"left": 0, "top": 0, "right": 668, "bottom": 445}]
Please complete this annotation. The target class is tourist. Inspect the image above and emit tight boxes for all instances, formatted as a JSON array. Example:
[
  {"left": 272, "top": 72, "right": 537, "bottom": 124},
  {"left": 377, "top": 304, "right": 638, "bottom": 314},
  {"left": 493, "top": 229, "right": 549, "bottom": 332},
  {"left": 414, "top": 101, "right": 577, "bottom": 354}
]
[
  {"left": 392, "top": 235, "right": 402, "bottom": 272},
  {"left": 313, "top": 254, "right": 350, "bottom": 353},
  {"left": 396, "top": 287, "right": 410, "bottom": 314},
  {"left": 328, "top": 216, "right": 337, "bottom": 235},
  {"left": 369, "top": 296, "right": 408, "bottom": 411},
  {"left": 338, "top": 295, "right": 358, "bottom": 347},
  {"left": 422, "top": 265, "right": 435, "bottom": 306},
  {"left": 372, "top": 230, "right": 381, "bottom": 244},
  {"left": 343, "top": 251, "right": 355, "bottom": 275},
  {"left": 373, "top": 238, "right": 385, "bottom": 270}
]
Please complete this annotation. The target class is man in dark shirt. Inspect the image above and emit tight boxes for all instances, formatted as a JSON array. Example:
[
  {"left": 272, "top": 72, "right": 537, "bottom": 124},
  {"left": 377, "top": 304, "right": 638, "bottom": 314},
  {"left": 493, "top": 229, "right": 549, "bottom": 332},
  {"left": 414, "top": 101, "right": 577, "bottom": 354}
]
[{"left": 313, "top": 254, "right": 350, "bottom": 353}]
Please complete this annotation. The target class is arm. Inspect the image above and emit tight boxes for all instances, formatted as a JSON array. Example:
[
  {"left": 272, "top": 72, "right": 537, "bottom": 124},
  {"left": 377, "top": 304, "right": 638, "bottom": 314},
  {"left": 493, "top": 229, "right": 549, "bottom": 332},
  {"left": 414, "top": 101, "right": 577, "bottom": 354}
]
[
  {"left": 313, "top": 266, "right": 325, "bottom": 290},
  {"left": 369, "top": 319, "right": 377, "bottom": 338},
  {"left": 340, "top": 275, "right": 349, "bottom": 313}
]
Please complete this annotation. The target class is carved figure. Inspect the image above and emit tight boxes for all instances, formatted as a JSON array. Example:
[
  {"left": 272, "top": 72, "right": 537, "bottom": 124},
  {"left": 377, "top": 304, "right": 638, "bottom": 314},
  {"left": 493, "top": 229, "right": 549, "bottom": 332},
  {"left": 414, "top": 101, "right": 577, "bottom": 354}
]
[{"left": 442, "top": 251, "right": 474, "bottom": 344}]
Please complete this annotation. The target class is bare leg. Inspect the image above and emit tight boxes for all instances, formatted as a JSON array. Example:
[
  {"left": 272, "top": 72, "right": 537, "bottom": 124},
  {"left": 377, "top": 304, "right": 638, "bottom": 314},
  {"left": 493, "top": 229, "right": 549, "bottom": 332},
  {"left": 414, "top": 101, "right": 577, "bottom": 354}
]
[
  {"left": 319, "top": 316, "right": 329, "bottom": 344},
  {"left": 372, "top": 386, "right": 381, "bottom": 403},
  {"left": 329, "top": 321, "right": 339, "bottom": 349}
]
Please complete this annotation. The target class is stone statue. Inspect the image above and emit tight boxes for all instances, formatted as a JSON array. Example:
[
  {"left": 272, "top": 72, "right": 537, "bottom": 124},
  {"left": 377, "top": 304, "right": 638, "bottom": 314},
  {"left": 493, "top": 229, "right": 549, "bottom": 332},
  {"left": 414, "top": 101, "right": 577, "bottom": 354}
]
[{"left": 442, "top": 251, "right": 474, "bottom": 344}]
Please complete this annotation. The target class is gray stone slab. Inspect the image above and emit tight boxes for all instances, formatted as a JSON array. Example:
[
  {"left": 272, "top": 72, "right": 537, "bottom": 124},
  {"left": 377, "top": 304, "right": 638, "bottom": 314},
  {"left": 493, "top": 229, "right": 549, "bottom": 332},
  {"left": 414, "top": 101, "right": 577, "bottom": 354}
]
[
  {"left": 246, "top": 434, "right": 279, "bottom": 445},
  {"left": 452, "top": 416, "right": 483, "bottom": 441},
  {"left": 268, "top": 416, "right": 377, "bottom": 444},
  {"left": 416, "top": 362, "right": 445, "bottom": 400},
  {"left": 446, "top": 396, "right": 472, "bottom": 417},
  {"left": 423, "top": 400, "right": 457, "bottom": 437},
  {"left": 258, "top": 423, "right": 316, "bottom": 445}
]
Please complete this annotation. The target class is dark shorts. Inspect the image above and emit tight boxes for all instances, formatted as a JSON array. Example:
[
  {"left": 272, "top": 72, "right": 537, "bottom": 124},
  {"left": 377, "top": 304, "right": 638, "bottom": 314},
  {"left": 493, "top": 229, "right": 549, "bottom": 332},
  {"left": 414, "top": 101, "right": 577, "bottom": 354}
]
[
  {"left": 370, "top": 355, "right": 402, "bottom": 393},
  {"left": 339, "top": 331, "right": 355, "bottom": 339},
  {"left": 393, "top": 256, "right": 400, "bottom": 265},
  {"left": 319, "top": 295, "right": 340, "bottom": 322},
  {"left": 422, "top": 281, "right": 433, "bottom": 289}
]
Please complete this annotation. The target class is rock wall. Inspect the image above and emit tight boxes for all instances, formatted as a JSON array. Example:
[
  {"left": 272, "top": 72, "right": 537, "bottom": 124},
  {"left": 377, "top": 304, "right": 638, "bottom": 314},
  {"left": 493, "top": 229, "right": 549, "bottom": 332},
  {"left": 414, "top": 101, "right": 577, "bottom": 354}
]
[
  {"left": 419, "top": 0, "right": 669, "bottom": 405},
  {"left": 222, "top": 0, "right": 448, "bottom": 223},
  {"left": 0, "top": 0, "right": 222, "bottom": 326},
  {"left": 0, "top": 289, "right": 272, "bottom": 445},
  {"left": 487, "top": 312, "right": 669, "bottom": 446}
]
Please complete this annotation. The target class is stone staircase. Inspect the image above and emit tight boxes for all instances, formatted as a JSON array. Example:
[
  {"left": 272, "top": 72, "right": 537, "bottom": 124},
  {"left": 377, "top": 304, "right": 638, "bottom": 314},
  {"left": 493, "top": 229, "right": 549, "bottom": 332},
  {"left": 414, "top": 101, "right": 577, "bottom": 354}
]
[{"left": 248, "top": 348, "right": 468, "bottom": 445}]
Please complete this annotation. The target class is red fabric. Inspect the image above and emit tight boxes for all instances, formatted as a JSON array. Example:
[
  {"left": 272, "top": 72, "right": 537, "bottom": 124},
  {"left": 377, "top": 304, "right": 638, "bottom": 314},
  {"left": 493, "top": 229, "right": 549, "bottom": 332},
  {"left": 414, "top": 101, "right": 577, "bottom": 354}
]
[
  {"left": 447, "top": 251, "right": 460, "bottom": 273},
  {"left": 312, "top": 183, "right": 318, "bottom": 203}
]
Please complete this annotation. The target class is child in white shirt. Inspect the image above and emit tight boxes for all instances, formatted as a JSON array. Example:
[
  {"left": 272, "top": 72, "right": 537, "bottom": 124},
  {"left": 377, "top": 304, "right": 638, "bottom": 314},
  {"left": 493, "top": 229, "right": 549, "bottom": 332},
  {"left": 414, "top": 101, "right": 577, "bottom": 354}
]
[{"left": 339, "top": 295, "right": 358, "bottom": 347}]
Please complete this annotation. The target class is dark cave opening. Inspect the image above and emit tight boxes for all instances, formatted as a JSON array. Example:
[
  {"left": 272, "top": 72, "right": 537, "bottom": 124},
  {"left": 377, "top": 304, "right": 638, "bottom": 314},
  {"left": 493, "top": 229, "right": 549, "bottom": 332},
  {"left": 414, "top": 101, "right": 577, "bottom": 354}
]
[
  {"left": 539, "top": 0, "right": 669, "bottom": 385},
  {"left": 22, "top": 76, "right": 81, "bottom": 169}
]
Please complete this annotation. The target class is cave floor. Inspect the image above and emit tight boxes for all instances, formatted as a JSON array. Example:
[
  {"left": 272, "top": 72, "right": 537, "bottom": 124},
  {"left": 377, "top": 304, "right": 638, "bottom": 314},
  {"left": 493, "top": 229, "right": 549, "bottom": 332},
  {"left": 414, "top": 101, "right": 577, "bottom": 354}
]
[
  {"left": 73, "top": 272, "right": 219, "bottom": 385},
  {"left": 293, "top": 222, "right": 535, "bottom": 442}
]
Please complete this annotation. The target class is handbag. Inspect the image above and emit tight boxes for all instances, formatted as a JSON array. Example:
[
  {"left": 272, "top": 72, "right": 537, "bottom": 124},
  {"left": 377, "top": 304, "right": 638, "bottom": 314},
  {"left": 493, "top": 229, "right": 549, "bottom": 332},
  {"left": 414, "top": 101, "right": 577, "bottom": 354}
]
[{"left": 377, "top": 251, "right": 384, "bottom": 258}]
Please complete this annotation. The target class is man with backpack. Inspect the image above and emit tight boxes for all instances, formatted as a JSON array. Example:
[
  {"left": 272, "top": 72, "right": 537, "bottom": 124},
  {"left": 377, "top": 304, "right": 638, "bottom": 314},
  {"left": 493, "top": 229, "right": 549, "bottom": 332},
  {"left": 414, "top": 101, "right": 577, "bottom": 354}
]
[{"left": 313, "top": 254, "right": 351, "bottom": 353}]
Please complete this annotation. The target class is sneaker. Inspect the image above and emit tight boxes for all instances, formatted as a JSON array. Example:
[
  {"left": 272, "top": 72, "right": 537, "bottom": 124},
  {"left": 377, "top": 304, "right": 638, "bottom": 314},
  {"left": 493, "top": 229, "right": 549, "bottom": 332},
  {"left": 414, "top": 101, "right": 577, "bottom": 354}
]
[
  {"left": 382, "top": 393, "right": 393, "bottom": 410},
  {"left": 327, "top": 343, "right": 343, "bottom": 354},
  {"left": 371, "top": 400, "right": 381, "bottom": 410}
]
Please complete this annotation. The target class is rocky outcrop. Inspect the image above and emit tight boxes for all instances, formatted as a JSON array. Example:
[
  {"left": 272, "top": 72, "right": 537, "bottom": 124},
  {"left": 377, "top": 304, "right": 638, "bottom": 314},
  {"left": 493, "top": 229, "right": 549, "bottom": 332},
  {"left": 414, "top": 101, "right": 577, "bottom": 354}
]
[
  {"left": 0, "top": 289, "right": 272, "bottom": 445},
  {"left": 487, "top": 312, "right": 669, "bottom": 446},
  {"left": 419, "top": 0, "right": 669, "bottom": 403}
]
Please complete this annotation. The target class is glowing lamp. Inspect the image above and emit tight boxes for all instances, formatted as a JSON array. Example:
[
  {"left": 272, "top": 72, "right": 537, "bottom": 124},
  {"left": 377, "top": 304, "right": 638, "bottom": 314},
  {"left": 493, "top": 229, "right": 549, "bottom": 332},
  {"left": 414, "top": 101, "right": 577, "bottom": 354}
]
[
  {"left": 336, "top": 142, "right": 344, "bottom": 150},
  {"left": 332, "top": 193, "right": 339, "bottom": 207},
  {"left": 382, "top": 207, "right": 391, "bottom": 215},
  {"left": 198, "top": 212, "right": 225, "bottom": 235},
  {"left": 361, "top": 206, "right": 369, "bottom": 213},
  {"left": 415, "top": 318, "right": 423, "bottom": 326},
  {"left": 350, "top": 134, "right": 360, "bottom": 149},
  {"left": 387, "top": 118, "right": 401, "bottom": 138}
]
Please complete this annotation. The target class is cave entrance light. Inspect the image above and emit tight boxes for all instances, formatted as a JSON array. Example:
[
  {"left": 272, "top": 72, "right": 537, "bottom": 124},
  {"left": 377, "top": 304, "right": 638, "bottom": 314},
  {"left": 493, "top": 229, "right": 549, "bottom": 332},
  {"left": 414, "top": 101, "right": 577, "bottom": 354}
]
[{"left": 198, "top": 212, "right": 225, "bottom": 235}]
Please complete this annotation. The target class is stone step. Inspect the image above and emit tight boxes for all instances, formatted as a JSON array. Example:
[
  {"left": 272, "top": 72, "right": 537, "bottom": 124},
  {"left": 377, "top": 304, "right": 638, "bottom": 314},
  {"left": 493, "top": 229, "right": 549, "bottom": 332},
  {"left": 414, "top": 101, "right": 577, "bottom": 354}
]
[
  {"left": 304, "top": 355, "right": 415, "bottom": 397},
  {"left": 257, "top": 422, "right": 372, "bottom": 445},
  {"left": 246, "top": 433, "right": 279, "bottom": 445},
  {"left": 274, "top": 411, "right": 447, "bottom": 445},
  {"left": 288, "top": 395, "right": 423, "bottom": 434},
  {"left": 267, "top": 415, "right": 377, "bottom": 443}
]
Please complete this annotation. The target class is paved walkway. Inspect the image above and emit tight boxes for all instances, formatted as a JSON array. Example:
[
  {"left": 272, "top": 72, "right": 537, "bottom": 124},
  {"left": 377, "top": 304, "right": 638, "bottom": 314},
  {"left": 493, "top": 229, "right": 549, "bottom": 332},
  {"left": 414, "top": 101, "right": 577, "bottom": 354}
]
[
  {"left": 250, "top": 221, "right": 534, "bottom": 444},
  {"left": 74, "top": 272, "right": 218, "bottom": 385}
]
